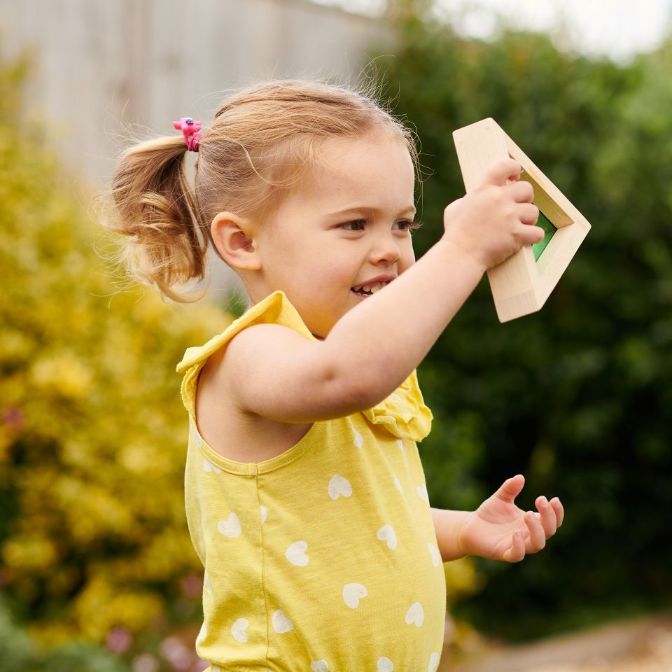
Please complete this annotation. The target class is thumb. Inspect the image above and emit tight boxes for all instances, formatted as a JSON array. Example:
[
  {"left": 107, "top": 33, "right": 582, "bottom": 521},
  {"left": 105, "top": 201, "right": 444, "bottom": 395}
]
[
  {"left": 494, "top": 474, "right": 525, "bottom": 504},
  {"left": 443, "top": 197, "right": 465, "bottom": 219},
  {"left": 480, "top": 158, "right": 522, "bottom": 188}
]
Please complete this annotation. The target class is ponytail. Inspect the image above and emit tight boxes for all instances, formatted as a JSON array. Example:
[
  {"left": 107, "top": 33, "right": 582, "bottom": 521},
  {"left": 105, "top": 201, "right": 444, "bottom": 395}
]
[{"left": 107, "top": 135, "right": 208, "bottom": 302}]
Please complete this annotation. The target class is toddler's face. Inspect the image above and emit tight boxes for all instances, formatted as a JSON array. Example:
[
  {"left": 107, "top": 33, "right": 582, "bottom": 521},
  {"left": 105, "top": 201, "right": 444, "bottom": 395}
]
[{"left": 252, "top": 130, "right": 417, "bottom": 338}]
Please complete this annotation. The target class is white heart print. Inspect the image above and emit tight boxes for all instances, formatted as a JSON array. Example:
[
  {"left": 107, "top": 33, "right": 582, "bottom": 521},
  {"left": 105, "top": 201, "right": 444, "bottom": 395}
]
[
  {"left": 203, "top": 458, "right": 222, "bottom": 474},
  {"left": 428, "top": 543, "right": 441, "bottom": 567},
  {"left": 285, "top": 541, "right": 309, "bottom": 566},
  {"left": 342, "top": 583, "right": 368, "bottom": 609},
  {"left": 328, "top": 475, "right": 352, "bottom": 500},
  {"left": 231, "top": 618, "right": 249, "bottom": 643},
  {"left": 217, "top": 512, "right": 241, "bottom": 538},
  {"left": 311, "top": 661, "right": 329, "bottom": 672},
  {"left": 428, "top": 652, "right": 440, "bottom": 672},
  {"left": 377, "top": 657, "right": 394, "bottom": 672},
  {"left": 272, "top": 609, "right": 293, "bottom": 634},
  {"left": 416, "top": 484, "right": 430, "bottom": 505},
  {"left": 353, "top": 428, "right": 364, "bottom": 449},
  {"left": 376, "top": 524, "right": 398, "bottom": 551},
  {"left": 260, "top": 506, "right": 268, "bottom": 525},
  {"left": 405, "top": 602, "right": 424, "bottom": 627}
]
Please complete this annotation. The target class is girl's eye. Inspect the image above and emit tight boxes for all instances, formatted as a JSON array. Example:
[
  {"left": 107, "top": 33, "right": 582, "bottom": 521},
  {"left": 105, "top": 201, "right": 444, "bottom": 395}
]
[
  {"left": 341, "top": 219, "right": 367, "bottom": 231},
  {"left": 395, "top": 220, "right": 422, "bottom": 233}
]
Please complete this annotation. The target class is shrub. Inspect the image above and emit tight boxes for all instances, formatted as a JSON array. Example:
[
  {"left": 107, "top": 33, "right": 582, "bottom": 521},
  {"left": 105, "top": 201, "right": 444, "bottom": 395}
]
[{"left": 0, "top": 58, "right": 228, "bottom": 650}]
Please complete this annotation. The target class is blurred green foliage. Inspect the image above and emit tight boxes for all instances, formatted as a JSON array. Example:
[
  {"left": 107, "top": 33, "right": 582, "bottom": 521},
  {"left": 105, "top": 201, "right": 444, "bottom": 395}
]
[
  {"left": 0, "top": 57, "right": 229, "bottom": 662},
  {"left": 0, "top": 597, "right": 130, "bottom": 672},
  {"left": 376, "top": 9, "right": 672, "bottom": 639}
]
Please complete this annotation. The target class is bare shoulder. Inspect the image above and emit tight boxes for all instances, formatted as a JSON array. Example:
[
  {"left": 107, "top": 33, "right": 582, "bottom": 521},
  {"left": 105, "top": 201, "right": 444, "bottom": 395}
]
[{"left": 194, "top": 324, "right": 314, "bottom": 462}]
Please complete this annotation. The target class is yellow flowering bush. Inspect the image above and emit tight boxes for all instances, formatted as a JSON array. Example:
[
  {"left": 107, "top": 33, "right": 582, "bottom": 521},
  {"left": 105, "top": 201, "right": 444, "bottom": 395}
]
[{"left": 0, "top": 60, "right": 230, "bottom": 650}]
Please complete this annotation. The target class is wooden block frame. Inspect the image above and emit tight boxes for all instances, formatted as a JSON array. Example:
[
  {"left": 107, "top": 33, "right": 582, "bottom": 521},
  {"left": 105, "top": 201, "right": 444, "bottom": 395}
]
[{"left": 453, "top": 118, "right": 591, "bottom": 322}]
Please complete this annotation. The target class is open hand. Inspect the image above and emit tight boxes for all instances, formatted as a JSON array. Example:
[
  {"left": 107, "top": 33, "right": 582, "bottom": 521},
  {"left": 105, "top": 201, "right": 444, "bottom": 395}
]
[{"left": 459, "top": 474, "right": 564, "bottom": 562}]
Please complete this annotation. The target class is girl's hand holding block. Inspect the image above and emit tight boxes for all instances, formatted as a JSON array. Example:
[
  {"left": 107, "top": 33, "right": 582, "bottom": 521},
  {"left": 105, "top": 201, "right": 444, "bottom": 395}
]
[
  {"left": 453, "top": 118, "right": 591, "bottom": 322},
  {"left": 442, "top": 158, "right": 545, "bottom": 272}
]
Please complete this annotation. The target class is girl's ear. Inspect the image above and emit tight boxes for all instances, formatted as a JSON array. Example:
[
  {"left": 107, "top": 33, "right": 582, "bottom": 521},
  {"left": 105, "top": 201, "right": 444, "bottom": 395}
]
[{"left": 210, "top": 212, "right": 261, "bottom": 271}]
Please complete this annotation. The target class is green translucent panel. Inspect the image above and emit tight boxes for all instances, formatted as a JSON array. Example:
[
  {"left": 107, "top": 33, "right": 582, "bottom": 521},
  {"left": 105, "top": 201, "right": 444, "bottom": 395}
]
[{"left": 532, "top": 210, "right": 556, "bottom": 261}]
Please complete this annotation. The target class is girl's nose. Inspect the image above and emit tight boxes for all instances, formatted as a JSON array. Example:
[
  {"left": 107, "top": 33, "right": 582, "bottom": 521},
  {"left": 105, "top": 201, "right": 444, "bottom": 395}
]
[{"left": 369, "top": 232, "right": 401, "bottom": 266}]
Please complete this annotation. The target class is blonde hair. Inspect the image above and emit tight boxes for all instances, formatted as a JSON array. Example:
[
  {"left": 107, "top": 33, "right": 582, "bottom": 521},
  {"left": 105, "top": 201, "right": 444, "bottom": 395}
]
[{"left": 107, "top": 79, "right": 417, "bottom": 302}]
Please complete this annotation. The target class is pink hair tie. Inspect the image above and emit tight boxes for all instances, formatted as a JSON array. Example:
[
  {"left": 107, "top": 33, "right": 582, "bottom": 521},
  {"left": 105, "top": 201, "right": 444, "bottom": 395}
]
[{"left": 173, "top": 117, "right": 202, "bottom": 152}]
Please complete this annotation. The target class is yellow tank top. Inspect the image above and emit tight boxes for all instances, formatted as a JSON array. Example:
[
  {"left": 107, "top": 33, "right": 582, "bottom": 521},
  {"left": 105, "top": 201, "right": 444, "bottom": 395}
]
[{"left": 177, "top": 291, "right": 446, "bottom": 672}]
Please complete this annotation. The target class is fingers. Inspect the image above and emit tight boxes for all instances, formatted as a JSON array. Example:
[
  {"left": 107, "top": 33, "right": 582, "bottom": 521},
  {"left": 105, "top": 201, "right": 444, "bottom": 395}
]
[
  {"left": 518, "top": 203, "right": 540, "bottom": 227},
  {"left": 515, "top": 223, "right": 545, "bottom": 248},
  {"left": 525, "top": 495, "right": 565, "bottom": 555},
  {"left": 513, "top": 202, "right": 544, "bottom": 247},
  {"left": 486, "top": 169, "right": 542, "bottom": 232},
  {"left": 503, "top": 530, "right": 526, "bottom": 563},
  {"left": 501, "top": 174, "right": 541, "bottom": 230},
  {"left": 503, "top": 514, "right": 545, "bottom": 563},
  {"left": 481, "top": 158, "right": 522, "bottom": 187},
  {"left": 502, "top": 494, "right": 565, "bottom": 564},
  {"left": 508, "top": 179, "right": 535, "bottom": 203},
  {"left": 500, "top": 490, "right": 564, "bottom": 563},
  {"left": 535, "top": 496, "right": 558, "bottom": 537},
  {"left": 551, "top": 497, "right": 565, "bottom": 527},
  {"left": 535, "top": 497, "right": 554, "bottom": 538},
  {"left": 525, "top": 510, "right": 547, "bottom": 552}
]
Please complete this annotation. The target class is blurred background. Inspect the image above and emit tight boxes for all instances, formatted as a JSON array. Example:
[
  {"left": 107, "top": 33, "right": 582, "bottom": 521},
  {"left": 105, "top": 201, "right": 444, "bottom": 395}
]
[{"left": 1, "top": 1, "right": 672, "bottom": 670}]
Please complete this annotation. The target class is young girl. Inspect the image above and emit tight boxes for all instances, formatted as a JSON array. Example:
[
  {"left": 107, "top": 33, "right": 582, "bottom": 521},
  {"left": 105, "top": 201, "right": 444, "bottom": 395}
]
[{"left": 110, "top": 80, "right": 564, "bottom": 672}]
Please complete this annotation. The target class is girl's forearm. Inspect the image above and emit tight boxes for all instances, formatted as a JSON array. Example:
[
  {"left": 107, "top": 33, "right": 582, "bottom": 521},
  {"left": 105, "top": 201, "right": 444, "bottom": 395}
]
[
  {"left": 323, "top": 239, "right": 484, "bottom": 406},
  {"left": 431, "top": 508, "right": 472, "bottom": 562}
]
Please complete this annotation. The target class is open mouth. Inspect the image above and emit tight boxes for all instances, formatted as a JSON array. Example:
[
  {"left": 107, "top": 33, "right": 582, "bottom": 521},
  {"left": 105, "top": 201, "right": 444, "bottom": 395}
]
[{"left": 351, "top": 281, "right": 390, "bottom": 297}]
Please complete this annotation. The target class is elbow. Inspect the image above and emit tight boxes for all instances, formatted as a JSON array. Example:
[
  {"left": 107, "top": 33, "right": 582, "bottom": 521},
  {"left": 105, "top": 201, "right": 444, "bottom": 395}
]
[
  {"left": 337, "top": 378, "right": 381, "bottom": 414},
  {"left": 324, "top": 357, "right": 400, "bottom": 415}
]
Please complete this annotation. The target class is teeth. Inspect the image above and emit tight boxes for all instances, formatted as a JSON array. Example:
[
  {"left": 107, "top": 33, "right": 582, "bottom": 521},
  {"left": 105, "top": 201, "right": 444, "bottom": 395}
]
[{"left": 353, "top": 281, "right": 388, "bottom": 294}]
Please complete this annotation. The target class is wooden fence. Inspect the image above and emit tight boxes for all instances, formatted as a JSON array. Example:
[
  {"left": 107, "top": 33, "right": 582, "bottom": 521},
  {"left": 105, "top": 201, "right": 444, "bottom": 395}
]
[{"left": 0, "top": 0, "right": 391, "bottom": 184}]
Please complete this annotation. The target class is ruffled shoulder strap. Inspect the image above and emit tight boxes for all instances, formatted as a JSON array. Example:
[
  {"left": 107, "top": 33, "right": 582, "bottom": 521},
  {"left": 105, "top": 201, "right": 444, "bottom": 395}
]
[
  {"left": 177, "top": 291, "right": 313, "bottom": 414},
  {"left": 362, "top": 369, "right": 433, "bottom": 443}
]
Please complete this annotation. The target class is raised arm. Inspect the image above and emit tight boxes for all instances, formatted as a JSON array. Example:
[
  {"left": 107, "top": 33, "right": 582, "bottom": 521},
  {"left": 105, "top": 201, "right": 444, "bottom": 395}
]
[{"left": 219, "top": 159, "right": 543, "bottom": 423}]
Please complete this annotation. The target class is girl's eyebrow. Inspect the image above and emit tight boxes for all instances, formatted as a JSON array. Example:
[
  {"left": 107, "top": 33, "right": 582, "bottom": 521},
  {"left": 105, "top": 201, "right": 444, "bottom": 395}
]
[{"left": 326, "top": 205, "right": 417, "bottom": 218}]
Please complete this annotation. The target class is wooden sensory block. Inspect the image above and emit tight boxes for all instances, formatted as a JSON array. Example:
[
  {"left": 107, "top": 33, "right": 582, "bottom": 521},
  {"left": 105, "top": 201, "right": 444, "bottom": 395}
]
[{"left": 453, "top": 118, "right": 591, "bottom": 322}]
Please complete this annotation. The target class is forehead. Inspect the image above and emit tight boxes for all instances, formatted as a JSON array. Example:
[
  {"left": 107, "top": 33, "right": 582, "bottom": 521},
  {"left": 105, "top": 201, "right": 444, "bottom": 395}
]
[{"left": 299, "top": 131, "right": 416, "bottom": 208}]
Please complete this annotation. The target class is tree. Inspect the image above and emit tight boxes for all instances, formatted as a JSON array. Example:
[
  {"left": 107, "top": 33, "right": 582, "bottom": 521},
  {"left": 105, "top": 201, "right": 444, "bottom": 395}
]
[{"left": 375, "top": 15, "right": 672, "bottom": 638}]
